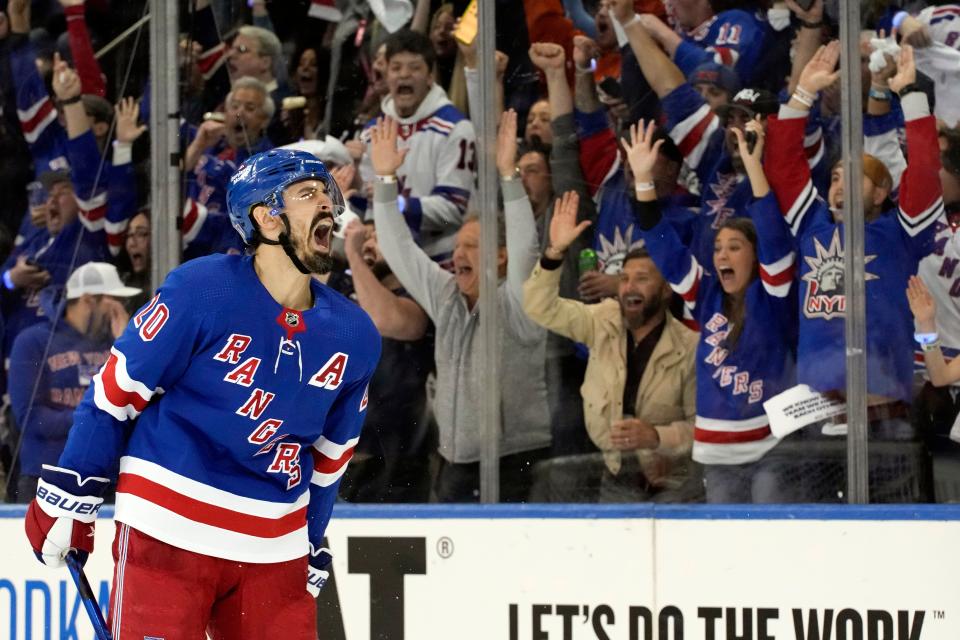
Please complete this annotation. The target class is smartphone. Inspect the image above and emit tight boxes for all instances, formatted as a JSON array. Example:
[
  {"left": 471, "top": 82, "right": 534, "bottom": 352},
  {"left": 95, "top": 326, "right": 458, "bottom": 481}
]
[
  {"left": 26, "top": 181, "right": 47, "bottom": 208},
  {"left": 745, "top": 130, "right": 758, "bottom": 153},
  {"left": 452, "top": 0, "right": 478, "bottom": 46},
  {"left": 598, "top": 76, "right": 623, "bottom": 101}
]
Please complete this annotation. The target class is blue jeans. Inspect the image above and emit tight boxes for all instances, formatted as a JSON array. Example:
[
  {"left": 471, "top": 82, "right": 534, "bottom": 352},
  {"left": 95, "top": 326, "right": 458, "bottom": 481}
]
[{"left": 703, "top": 455, "right": 801, "bottom": 504}]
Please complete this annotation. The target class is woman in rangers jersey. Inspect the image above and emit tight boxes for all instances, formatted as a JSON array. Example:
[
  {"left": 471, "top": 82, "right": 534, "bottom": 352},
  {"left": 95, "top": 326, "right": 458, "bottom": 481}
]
[{"left": 624, "top": 118, "right": 798, "bottom": 503}]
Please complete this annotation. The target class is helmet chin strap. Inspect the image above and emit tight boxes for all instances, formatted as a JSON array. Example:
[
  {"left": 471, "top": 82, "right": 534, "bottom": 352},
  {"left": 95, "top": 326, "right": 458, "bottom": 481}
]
[{"left": 259, "top": 212, "right": 312, "bottom": 275}]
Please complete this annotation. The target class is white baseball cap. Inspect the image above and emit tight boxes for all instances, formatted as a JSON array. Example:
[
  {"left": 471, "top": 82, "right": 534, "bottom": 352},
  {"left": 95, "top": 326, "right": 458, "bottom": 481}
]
[
  {"left": 66, "top": 262, "right": 142, "bottom": 300},
  {"left": 279, "top": 136, "right": 353, "bottom": 168}
]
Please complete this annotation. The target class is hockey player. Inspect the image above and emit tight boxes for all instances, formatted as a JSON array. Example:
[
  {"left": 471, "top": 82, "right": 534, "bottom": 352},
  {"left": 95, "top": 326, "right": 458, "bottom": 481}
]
[
  {"left": 624, "top": 118, "right": 799, "bottom": 503},
  {"left": 24, "top": 148, "right": 381, "bottom": 639},
  {"left": 360, "top": 29, "right": 476, "bottom": 267}
]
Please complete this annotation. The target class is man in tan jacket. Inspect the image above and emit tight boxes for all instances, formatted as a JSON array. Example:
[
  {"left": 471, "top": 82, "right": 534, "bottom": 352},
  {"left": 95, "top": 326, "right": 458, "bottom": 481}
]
[{"left": 523, "top": 191, "right": 699, "bottom": 502}]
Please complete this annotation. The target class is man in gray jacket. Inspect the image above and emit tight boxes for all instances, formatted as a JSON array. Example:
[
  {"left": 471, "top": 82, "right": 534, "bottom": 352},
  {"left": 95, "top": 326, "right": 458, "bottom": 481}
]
[{"left": 370, "top": 111, "right": 551, "bottom": 502}]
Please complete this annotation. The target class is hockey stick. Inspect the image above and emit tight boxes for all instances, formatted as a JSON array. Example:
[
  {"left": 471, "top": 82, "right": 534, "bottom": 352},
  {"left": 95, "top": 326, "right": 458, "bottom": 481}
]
[{"left": 65, "top": 553, "right": 113, "bottom": 640}]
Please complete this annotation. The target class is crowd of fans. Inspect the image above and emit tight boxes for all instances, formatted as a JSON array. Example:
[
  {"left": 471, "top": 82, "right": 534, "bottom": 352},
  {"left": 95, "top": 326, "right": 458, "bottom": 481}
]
[{"left": 1, "top": 0, "right": 960, "bottom": 505}]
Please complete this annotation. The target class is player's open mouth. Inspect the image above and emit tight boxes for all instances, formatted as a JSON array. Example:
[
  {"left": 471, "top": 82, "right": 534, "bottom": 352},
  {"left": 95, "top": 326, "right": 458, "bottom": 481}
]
[
  {"left": 396, "top": 84, "right": 415, "bottom": 96},
  {"left": 718, "top": 266, "right": 735, "bottom": 283},
  {"left": 622, "top": 294, "right": 643, "bottom": 310},
  {"left": 455, "top": 265, "right": 472, "bottom": 277},
  {"left": 312, "top": 221, "right": 333, "bottom": 249}
]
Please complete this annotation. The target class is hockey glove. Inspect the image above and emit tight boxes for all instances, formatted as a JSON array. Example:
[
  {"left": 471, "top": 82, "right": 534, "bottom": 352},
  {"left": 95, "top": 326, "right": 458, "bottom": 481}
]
[
  {"left": 25, "top": 465, "right": 109, "bottom": 568},
  {"left": 307, "top": 543, "right": 333, "bottom": 597}
]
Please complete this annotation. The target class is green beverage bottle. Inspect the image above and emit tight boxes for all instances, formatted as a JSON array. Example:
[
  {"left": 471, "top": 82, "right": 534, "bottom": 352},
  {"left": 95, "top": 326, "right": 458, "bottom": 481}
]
[{"left": 578, "top": 248, "right": 598, "bottom": 275}]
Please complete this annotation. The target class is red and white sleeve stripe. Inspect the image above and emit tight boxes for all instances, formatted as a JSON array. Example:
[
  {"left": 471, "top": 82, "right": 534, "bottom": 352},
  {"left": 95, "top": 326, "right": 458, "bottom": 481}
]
[
  {"left": 669, "top": 257, "right": 703, "bottom": 312},
  {"left": 104, "top": 218, "right": 129, "bottom": 256},
  {"left": 197, "top": 43, "right": 226, "bottom": 81},
  {"left": 803, "top": 127, "right": 824, "bottom": 169},
  {"left": 758, "top": 251, "right": 796, "bottom": 298},
  {"left": 669, "top": 103, "right": 719, "bottom": 171},
  {"left": 766, "top": 114, "right": 819, "bottom": 237},
  {"left": 93, "top": 347, "right": 160, "bottom": 421},
  {"left": 181, "top": 198, "right": 208, "bottom": 247},
  {"left": 75, "top": 191, "right": 108, "bottom": 232},
  {"left": 18, "top": 97, "right": 58, "bottom": 144},
  {"left": 310, "top": 435, "right": 359, "bottom": 487},
  {"left": 783, "top": 179, "right": 816, "bottom": 236},
  {"left": 898, "top": 96, "right": 945, "bottom": 238}
]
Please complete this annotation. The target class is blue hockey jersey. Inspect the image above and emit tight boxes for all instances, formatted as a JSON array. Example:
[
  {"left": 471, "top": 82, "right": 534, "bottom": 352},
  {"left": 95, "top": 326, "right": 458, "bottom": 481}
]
[
  {"left": 572, "top": 109, "right": 696, "bottom": 272},
  {"left": 638, "top": 193, "right": 797, "bottom": 464},
  {"left": 11, "top": 36, "right": 67, "bottom": 177},
  {"left": 1, "top": 219, "right": 110, "bottom": 358},
  {"left": 55, "top": 254, "right": 381, "bottom": 562},
  {"left": 765, "top": 95, "right": 944, "bottom": 403},
  {"left": 183, "top": 135, "right": 270, "bottom": 260},
  {"left": 12, "top": 36, "right": 135, "bottom": 256},
  {"left": 10, "top": 291, "right": 111, "bottom": 477},
  {"left": 663, "top": 82, "right": 827, "bottom": 270},
  {"left": 673, "top": 9, "right": 771, "bottom": 87}
]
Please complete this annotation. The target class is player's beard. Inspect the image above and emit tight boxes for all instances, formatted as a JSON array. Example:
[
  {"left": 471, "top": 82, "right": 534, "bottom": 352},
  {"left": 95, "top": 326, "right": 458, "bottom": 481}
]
[{"left": 290, "top": 212, "right": 334, "bottom": 275}]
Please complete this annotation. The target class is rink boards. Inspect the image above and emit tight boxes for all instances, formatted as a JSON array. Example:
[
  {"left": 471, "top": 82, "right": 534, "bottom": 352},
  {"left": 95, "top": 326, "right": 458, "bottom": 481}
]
[{"left": 1, "top": 503, "right": 959, "bottom": 640}]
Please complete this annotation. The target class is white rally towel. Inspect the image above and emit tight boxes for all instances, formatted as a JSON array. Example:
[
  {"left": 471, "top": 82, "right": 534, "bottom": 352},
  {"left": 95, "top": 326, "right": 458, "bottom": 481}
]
[
  {"left": 369, "top": 0, "right": 414, "bottom": 33},
  {"left": 309, "top": 0, "right": 342, "bottom": 22}
]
